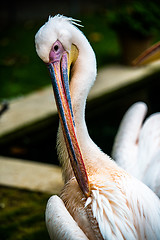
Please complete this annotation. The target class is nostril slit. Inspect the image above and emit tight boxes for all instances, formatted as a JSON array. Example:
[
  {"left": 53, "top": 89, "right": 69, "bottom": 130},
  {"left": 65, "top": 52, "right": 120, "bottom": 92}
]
[{"left": 54, "top": 45, "right": 59, "bottom": 51}]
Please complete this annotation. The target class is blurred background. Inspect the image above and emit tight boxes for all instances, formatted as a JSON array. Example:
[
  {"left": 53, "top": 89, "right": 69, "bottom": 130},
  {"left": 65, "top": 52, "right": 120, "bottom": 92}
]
[{"left": 1, "top": 0, "right": 160, "bottom": 239}]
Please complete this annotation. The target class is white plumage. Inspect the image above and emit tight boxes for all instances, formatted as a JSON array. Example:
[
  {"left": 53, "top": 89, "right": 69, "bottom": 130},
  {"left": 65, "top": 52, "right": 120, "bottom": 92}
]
[
  {"left": 46, "top": 195, "right": 88, "bottom": 240},
  {"left": 35, "top": 15, "right": 160, "bottom": 240},
  {"left": 112, "top": 102, "right": 160, "bottom": 197}
]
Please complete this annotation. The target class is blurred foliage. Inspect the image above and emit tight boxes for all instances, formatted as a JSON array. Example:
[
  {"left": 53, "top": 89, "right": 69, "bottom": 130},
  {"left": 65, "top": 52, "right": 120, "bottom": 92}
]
[
  {"left": 107, "top": 1, "right": 160, "bottom": 38},
  {"left": 0, "top": 20, "right": 49, "bottom": 101},
  {"left": 1, "top": 7, "right": 160, "bottom": 101},
  {"left": 0, "top": 14, "right": 120, "bottom": 101},
  {"left": 0, "top": 187, "right": 50, "bottom": 240},
  {"left": 79, "top": 15, "right": 120, "bottom": 65}
]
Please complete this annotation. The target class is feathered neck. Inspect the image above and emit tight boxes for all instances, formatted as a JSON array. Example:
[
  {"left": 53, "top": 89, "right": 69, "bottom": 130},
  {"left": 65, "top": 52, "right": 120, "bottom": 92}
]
[{"left": 57, "top": 32, "right": 99, "bottom": 183}]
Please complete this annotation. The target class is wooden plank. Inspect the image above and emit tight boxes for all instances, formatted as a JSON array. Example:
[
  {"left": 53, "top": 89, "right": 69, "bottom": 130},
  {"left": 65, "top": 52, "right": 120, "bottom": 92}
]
[
  {"left": 0, "top": 156, "right": 63, "bottom": 194},
  {"left": 0, "top": 63, "right": 160, "bottom": 141}
]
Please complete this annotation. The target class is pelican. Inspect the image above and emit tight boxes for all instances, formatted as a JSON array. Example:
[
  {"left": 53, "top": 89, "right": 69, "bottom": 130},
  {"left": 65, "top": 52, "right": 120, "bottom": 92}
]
[
  {"left": 112, "top": 42, "right": 160, "bottom": 198},
  {"left": 35, "top": 15, "right": 160, "bottom": 240}
]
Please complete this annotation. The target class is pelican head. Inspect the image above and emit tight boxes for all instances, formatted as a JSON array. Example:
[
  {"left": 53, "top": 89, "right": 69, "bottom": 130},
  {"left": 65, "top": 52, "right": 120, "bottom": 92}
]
[
  {"left": 35, "top": 15, "right": 98, "bottom": 197},
  {"left": 35, "top": 15, "right": 80, "bottom": 63}
]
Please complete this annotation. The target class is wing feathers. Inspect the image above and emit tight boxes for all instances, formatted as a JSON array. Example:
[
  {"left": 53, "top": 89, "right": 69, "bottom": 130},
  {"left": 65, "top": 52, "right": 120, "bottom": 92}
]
[
  {"left": 87, "top": 185, "right": 137, "bottom": 240},
  {"left": 112, "top": 102, "right": 147, "bottom": 172},
  {"left": 46, "top": 195, "right": 89, "bottom": 240}
]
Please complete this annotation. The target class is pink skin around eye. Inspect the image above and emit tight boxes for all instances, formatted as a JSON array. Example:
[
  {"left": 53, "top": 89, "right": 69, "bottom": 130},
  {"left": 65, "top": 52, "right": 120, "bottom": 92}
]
[{"left": 49, "top": 40, "right": 65, "bottom": 63}]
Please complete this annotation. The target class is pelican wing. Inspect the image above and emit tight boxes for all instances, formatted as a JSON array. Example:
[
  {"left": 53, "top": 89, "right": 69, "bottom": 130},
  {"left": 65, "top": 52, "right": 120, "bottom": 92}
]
[
  {"left": 46, "top": 195, "right": 88, "bottom": 240},
  {"left": 112, "top": 102, "right": 147, "bottom": 174},
  {"left": 138, "top": 112, "right": 160, "bottom": 196},
  {"left": 142, "top": 150, "right": 160, "bottom": 197},
  {"left": 112, "top": 102, "right": 160, "bottom": 197},
  {"left": 87, "top": 178, "right": 160, "bottom": 240},
  {"left": 85, "top": 184, "right": 138, "bottom": 240}
]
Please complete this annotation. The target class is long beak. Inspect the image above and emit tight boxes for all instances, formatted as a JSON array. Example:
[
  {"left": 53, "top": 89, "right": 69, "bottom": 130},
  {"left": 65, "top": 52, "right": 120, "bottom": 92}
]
[
  {"left": 47, "top": 48, "right": 90, "bottom": 197},
  {"left": 133, "top": 41, "right": 160, "bottom": 66}
]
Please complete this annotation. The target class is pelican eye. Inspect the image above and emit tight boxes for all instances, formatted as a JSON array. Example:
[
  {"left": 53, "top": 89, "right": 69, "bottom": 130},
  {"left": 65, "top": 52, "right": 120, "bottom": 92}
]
[{"left": 54, "top": 45, "right": 59, "bottom": 51}]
